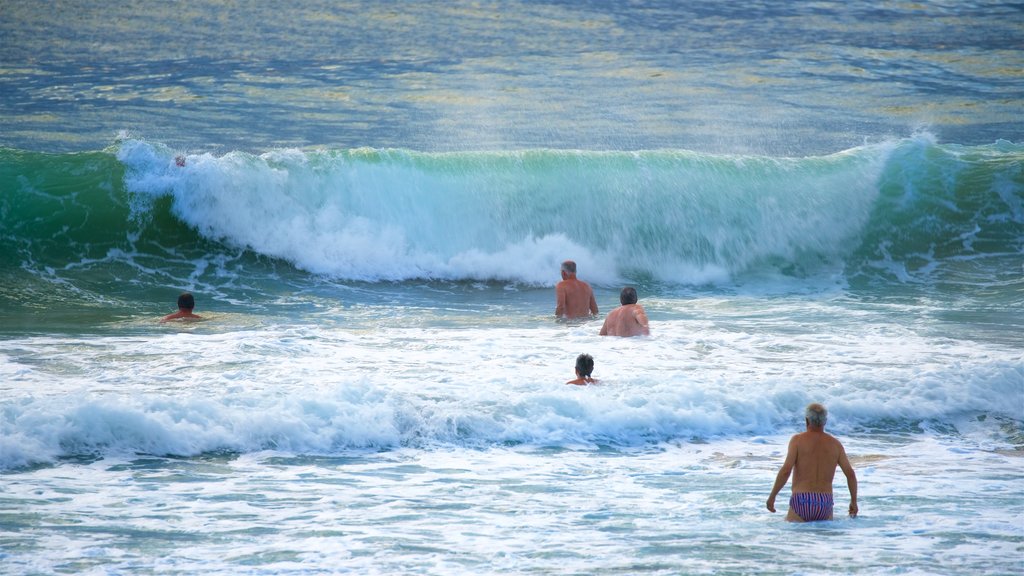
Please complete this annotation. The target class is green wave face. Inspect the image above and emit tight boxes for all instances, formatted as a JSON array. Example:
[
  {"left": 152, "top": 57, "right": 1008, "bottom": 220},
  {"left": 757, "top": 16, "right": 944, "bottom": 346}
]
[
  {"left": 2, "top": 137, "right": 1022, "bottom": 324},
  {"left": 849, "top": 140, "right": 1024, "bottom": 295}
]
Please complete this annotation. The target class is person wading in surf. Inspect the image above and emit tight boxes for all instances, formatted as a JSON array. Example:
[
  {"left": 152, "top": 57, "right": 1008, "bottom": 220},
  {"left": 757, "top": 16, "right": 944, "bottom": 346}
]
[
  {"left": 555, "top": 260, "right": 598, "bottom": 320},
  {"left": 767, "top": 403, "right": 858, "bottom": 522},
  {"left": 599, "top": 286, "right": 649, "bottom": 337}
]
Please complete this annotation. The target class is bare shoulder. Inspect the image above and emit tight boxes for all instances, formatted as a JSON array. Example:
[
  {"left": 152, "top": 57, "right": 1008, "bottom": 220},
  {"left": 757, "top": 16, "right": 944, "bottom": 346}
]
[
  {"left": 161, "top": 312, "right": 204, "bottom": 322},
  {"left": 831, "top": 433, "right": 848, "bottom": 451},
  {"left": 815, "top": 432, "right": 845, "bottom": 458},
  {"left": 791, "top": 430, "right": 821, "bottom": 448},
  {"left": 787, "top": 433, "right": 804, "bottom": 449}
]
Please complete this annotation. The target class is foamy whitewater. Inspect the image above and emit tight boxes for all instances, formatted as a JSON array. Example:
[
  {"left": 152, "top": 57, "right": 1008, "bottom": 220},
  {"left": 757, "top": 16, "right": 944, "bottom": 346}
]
[{"left": 2, "top": 2, "right": 1023, "bottom": 575}]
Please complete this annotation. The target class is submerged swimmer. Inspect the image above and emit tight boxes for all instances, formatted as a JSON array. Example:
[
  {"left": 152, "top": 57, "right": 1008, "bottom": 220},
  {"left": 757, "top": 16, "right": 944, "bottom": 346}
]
[
  {"left": 766, "top": 403, "right": 858, "bottom": 522},
  {"left": 161, "top": 292, "right": 203, "bottom": 322},
  {"left": 566, "top": 353, "right": 598, "bottom": 385}
]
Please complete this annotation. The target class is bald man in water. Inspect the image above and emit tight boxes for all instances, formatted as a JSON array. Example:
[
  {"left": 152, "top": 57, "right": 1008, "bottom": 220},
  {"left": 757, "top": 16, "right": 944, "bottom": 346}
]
[
  {"left": 767, "top": 403, "right": 858, "bottom": 522},
  {"left": 555, "top": 260, "right": 598, "bottom": 319}
]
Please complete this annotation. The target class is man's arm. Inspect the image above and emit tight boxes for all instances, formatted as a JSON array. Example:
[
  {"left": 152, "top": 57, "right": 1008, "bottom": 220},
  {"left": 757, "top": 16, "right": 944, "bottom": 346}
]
[
  {"left": 634, "top": 306, "right": 650, "bottom": 335},
  {"left": 555, "top": 283, "right": 566, "bottom": 317},
  {"left": 838, "top": 445, "right": 858, "bottom": 517},
  {"left": 588, "top": 291, "right": 598, "bottom": 316},
  {"left": 767, "top": 437, "right": 798, "bottom": 512}
]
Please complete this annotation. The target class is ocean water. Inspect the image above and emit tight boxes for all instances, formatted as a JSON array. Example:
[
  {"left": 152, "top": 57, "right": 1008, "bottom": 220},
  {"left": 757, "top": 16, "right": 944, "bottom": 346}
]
[{"left": 1, "top": 1, "right": 1023, "bottom": 575}]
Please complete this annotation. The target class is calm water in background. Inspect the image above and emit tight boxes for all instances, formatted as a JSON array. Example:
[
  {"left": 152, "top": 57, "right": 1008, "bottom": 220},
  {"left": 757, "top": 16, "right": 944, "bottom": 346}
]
[
  {"left": 2, "top": 1, "right": 1023, "bottom": 575},
  {"left": 2, "top": 1, "right": 1022, "bottom": 154}
]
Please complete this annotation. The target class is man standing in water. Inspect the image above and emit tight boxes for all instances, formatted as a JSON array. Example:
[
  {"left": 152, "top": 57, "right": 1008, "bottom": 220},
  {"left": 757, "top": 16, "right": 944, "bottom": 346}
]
[
  {"left": 599, "top": 286, "right": 649, "bottom": 337},
  {"left": 767, "top": 403, "right": 858, "bottom": 522},
  {"left": 555, "top": 260, "right": 598, "bottom": 319}
]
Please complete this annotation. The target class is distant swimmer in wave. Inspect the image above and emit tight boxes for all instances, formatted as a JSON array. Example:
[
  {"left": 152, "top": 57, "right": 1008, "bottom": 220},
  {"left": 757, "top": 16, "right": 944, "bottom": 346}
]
[
  {"left": 566, "top": 353, "right": 598, "bottom": 385},
  {"left": 161, "top": 292, "right": 203, "bottom": 322},
  {"left": 599, "top": 287, "right": 649, "bottom": 337},
  {"left": 555, "top": 260, "right": 598, "bottom": 320},
  {"left": 767, "top": 403, "right": 858, "bottom": 522},
  {"left": 175, "top": 155, "right": 186, "bottom": 167}
]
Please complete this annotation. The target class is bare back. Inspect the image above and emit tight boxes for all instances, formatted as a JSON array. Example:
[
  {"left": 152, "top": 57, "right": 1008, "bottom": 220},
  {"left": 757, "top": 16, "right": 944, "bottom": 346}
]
[
  {"left": 790, "top": 430, "right": 845, "bottom": 493},
  {"left": 599, "top": 304, "right": 650, "bottom": 337},
  {"left": 555, "top": 279, "right": 598, "bottom": 319}
]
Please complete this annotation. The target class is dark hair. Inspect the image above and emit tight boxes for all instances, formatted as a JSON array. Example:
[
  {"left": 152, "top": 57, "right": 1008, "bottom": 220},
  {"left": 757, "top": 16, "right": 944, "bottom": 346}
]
[
  {"left": 620, "top": 286, "right": 638, "bottom": 305},
  {"left": 177, "top": 292, "right": 196, "bottom": 310},
  {"left": 561, "top": 260, "right": 577, "bottom": 274},
  {"left": 575, "top": 353, "right": 594, "bottom": 378}
]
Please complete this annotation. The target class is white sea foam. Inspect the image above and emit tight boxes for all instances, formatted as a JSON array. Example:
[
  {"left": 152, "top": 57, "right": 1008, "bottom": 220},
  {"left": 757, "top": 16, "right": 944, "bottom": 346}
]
[{"left": 3, "top": 301, "right": 1020, "bottom": 471}]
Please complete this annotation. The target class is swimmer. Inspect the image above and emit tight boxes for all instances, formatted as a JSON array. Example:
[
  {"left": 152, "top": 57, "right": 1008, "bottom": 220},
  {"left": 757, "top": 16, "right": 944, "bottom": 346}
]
[
  {"left": 766, "top": 403, "right": 858, "bottom": 522},
  {"left": 161, "top": 292, "right": 203, "bottom": 322},
  {"left": 599, "top": 287, "right": 649, "bottom": 337},
  {"left": 566, "top": 353, "right": 598, "bottom": 385}
]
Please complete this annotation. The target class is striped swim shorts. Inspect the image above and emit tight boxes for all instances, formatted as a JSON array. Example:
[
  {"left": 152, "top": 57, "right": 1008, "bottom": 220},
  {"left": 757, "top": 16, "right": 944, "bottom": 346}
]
[{"left": 789, "top": 492, "right": 834, "bottom": 521}]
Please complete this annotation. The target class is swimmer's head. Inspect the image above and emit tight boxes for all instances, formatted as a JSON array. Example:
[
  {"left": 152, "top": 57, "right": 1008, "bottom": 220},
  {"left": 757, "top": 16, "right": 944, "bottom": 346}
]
[
  {"left": 575, "top": 353, "right": 594, "bottom": 378},
  {"left": 561, "top": 260, "right": 577, "bottom": 275},
  {"left": 177, "top": 292, "right": 196, "bottom": 311}
]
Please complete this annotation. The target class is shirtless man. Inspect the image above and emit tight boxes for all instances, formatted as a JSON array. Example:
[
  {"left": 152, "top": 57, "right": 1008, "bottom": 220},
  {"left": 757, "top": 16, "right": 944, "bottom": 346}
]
[
  {"left": 599, "top": 287, "right": 649, "bottom": 337},
  {"left": 767, "top": 403, "right": 858, "bottom": 522},
  {"left": 161, "top": 292, "right": 203, "bottom": 322},
  {"left": 555, "top": 260, "right": 598, "bottom": 319}
]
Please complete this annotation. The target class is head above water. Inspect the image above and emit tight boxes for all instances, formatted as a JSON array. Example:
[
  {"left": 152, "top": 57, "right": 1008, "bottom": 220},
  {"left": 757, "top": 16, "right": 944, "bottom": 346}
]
[
  {"left": 619, "top": 286, "right": 638, "bottom": 305},
  {"left": 561, "top": 260, "right": 577, "bottom": 275},
  {"left": 575, "top": 353, "right": 594, "bottom": 378},
  {"left": 805, "top": 403, "right": 828, "bottom": 427},
  {"left": 177, "top": 292, "right": 196, "bottom": 311}
]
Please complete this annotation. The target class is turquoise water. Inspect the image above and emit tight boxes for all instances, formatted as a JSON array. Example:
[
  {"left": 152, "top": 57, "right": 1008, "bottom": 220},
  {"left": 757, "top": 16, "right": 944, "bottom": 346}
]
[
  {"left": 3, "top": 137, "right": 1021, "bottom": 320},
  {"left": 1, "top": 1, "right": 1023, "bottom": 575}
]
